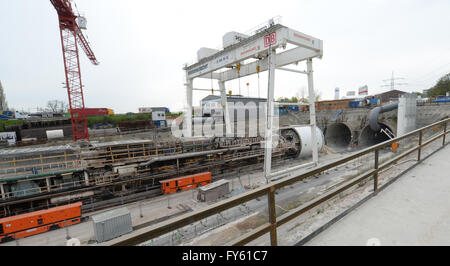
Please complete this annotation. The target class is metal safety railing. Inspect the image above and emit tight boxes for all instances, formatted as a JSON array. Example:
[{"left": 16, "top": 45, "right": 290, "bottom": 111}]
[{"left": 108, "top": 118, "right": 449, "bottom": 246}]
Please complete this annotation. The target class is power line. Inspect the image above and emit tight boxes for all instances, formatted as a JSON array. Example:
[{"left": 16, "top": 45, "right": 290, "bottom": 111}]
[
  {"left": 380, "top": 71, "right": 408, "bottom": 91},
  {"left": 408, "top": 62, "right": 450, "bottom": 84}
]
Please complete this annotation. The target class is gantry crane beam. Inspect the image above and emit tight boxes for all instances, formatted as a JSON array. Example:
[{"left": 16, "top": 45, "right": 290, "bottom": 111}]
[
  {"left": 182, "top": 22, "right": 323, "bottom": 181},
  {"left": 50, "top": 0, "right": 98, "bottom": 141}
]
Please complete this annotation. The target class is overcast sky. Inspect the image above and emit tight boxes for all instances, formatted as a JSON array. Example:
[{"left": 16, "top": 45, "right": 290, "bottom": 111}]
[{"left": 1, "top": 0, "right": 449, "bottom": 114}]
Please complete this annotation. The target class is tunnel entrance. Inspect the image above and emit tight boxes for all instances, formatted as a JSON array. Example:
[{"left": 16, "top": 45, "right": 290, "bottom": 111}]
[
  {"left": 324, "top": 123, "right": 352, "bottom": 150},
  {"left": 359, "top": 123, "right": 394, "bottom": 148}
]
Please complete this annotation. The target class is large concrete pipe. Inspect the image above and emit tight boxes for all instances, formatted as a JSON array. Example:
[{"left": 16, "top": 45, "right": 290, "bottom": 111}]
[
  {"left": 324, "top": 123, "right": 352, "bottom": 150},
  {"left": 369, "top": 103, "right": 398, "bottom": 132},
  {"left": 280, "top": 126, "right": 324, "bottom": 158},
  {"left": 358, "top": 103, "right": 399, "bottom": 148},
  {"left": 359, "top": 122, "right": 394, "bottom": 147}
]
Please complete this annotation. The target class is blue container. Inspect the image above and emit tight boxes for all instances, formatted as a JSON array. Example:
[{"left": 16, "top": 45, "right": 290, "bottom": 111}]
[
  {"left": 433, "top": 96, "right": 450, "bottom": 103},
  {"left": 277, "top": 109, "right": 287, "bottom": 115},
  {"left": 349, "top": 101, "right": 360, "bottom": 108},
  {"left": 370, "top": 98, "right": 379, "bottom": 105}
]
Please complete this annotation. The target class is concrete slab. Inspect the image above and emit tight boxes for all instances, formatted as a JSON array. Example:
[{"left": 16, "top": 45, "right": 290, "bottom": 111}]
[{"left": 307, "top": 144, "right": 450, "bottom": 246}]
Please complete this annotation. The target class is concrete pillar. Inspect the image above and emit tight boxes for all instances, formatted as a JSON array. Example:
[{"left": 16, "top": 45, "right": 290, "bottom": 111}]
[
  {"left": 84, "top": 171, "right": 89, "bottom": 186},
  {"left": 185, "top": 77, "right": 193, "bottom": 137},
  {"left": 45, "top": 177, "right": 51, "bottom": 192},
  {"left": 0, "top": 183, "right": 5, "bottom": 199},
  {"left": 219, "top": 81, "right": 232, "bottom": 137},
  {"left": 307, "top": 58, "right": 319, "bottom": 165},
  {"left": 397, "top": 93, "right": 417, "bottom": 137},
  {"left": 264, "top": 47, "right": 276, "bottom": 182}
]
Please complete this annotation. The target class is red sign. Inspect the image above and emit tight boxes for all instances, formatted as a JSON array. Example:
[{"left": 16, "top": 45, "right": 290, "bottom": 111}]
[{"left": 264, "top": 32, "right": 277, "bottom": 47}]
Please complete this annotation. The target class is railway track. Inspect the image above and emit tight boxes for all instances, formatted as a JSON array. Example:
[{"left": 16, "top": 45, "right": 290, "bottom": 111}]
[
  {"left": 80, "top": 156, "right": 297, "bottom": 216},
  {"left": 0, "top": 152, "right": 296, "bottom": 218}
]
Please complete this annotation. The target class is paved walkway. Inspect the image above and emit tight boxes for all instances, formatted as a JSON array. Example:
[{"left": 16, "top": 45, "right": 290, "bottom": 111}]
[{"left": 307, "top": 144, "right": 450, "bottom": 246}]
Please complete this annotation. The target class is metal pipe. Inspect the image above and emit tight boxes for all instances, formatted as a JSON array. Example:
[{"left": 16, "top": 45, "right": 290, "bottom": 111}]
[
  {"left": 369, "top": 103, "right": 399, "bottom": 132},
  {"left": 269, "top": 161, "right": 316, "bottom": 179},
  {"left": 276, "top": 67, "right": 308, "bottom": 75},
  {"left": 138, "top": 146, "right": 250, "bottom": 167}
]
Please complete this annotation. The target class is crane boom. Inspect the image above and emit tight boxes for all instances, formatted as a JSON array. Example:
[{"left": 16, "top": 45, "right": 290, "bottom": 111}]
[
  {"left": 76, "top": 27, "right": 99, "bottom": 65},
  {"left": 50, "top": 0, "right": 99, "bottom": 141}
]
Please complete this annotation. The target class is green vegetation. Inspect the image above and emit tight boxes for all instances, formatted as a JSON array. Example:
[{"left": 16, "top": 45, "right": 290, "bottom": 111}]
[
  {"left": 86, "top": 113, "right": 151, "bottom": 128},
  {"left": 1, "top": 112, "right": 184, "bottom": 131},
  {"left": 0, "top": 119, "right": 24, "bottom": 132},
  {"left": 167, "top": 112, "right": 183, "bottom": 117},
  {"left": 427, "top": 73, "right": 450, "bottom": 97},
  {"left": 86, "top": 112, "right": 183, "bottom": 128},
  {"left": 276, "top": 96, "right": 300, "bottom": 103}
]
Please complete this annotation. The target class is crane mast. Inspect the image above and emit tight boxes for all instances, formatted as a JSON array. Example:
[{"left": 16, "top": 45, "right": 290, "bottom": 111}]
[{"left": 50, "top": 0, "right": 99, "bottom": 141}]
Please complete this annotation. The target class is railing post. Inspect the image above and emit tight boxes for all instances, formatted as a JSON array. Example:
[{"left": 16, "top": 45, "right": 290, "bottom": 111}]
[
  {"left": 418, "top": 131, "right": 423, "bottom": 161},
  {"left": 374, "top": 149, "right": 379, "bottom": 193},
  {"left": 268, "top": 186, "right": 278, "bottom": 246},
  {"left": 443, "top": 121, "right": 447, "bottom": 146}
]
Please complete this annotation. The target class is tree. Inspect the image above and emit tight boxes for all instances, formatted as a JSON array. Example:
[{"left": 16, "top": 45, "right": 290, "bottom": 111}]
[
  {"left": 276, "top": 96, "right": 300, "bottom": 103},
  {"left": 276, "top": 97, "right": 290, "bottom": 102},
  {"left": 315, "top": 90, "right": 322, "bottom": 102},
  {"left": 46, "top": 100, "right": 69, "bottom": 113},
  {"left": 413, "top": 91, "right": 425, "bottom": 98},
  {"left": 428, "top": 73, "right": 450, "bottom": 97},
  {"left": 297, "top": 88, "right": 309, "bottom": 103}
]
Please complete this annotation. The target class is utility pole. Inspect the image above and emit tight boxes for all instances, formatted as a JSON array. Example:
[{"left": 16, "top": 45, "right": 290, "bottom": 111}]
[{"left": 381, "top": 71, "right": 408, "bottom": 91}]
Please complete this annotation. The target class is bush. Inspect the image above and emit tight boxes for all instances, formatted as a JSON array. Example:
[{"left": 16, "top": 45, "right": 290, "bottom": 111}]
[
  {"left": 86, "top": 113, "right": 152, "bottom": 128},
  {"left": 0, "top": 119, "right": 24, "bottom": 132}
]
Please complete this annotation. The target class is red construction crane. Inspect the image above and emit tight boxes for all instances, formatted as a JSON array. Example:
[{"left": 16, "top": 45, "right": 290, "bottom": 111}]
[{"left": 50, "top": 0, "right": 99, "bottom": 141}]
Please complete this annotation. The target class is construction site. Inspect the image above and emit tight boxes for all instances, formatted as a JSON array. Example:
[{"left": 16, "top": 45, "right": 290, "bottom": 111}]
[{"left": 1, "top": 0, "right": 450, "bottom": 249}]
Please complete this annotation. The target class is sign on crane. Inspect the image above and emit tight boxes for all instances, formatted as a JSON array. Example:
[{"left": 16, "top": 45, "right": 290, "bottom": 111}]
[{"left": 50, "top": 0, "right": 99, "bottom": 141}]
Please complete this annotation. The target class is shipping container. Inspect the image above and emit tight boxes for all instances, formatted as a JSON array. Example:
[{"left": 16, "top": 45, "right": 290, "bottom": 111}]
[
  {"left": 349, "top": 101, "right": 360, "bottom": 108},
  {"left": 433, "top": 96, "right": 450, "bottom": 103},
  {"left": 370, "top": 98, "right": 380, "bottom": 105},
  {"left": 197, "top": 179, "right": 230, "bottom": 202},
  {"left": 277, "top": 109, "right": 288, "bottom": 115},
  {"left": 72, "top": 108, "right": 114, "bottom": 116},
  {"left": 91, "top": 207, "right": 132, "bottom": 243},
  {"left": 288, "top": 106, "right": 299, "bottom": 111}
]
